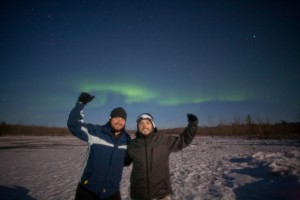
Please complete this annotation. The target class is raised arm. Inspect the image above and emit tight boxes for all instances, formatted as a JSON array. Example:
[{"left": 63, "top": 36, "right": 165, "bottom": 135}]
[
  {"left": 168, "top": 114, "right": 198, "bottom": 152},
  {"left": 67, "top": 92, "right": 95, "bottom": 142}
]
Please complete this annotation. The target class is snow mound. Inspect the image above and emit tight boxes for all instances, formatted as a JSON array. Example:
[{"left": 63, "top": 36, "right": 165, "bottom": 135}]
[{"left": 252, "top": 150, "right": 300, "bottom": 177}]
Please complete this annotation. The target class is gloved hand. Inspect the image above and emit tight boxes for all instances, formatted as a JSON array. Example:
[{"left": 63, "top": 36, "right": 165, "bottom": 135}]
[
  {"left": 187, "top": 113, "right": 198, "bottom": 123},
  {"left": 78, "top": 92, "right": 95, "bottom": 105}
]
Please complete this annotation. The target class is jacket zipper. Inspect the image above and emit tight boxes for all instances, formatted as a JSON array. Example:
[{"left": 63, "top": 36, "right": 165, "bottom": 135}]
[
  {"left": 102, "top": 133, "right": 119, "bottom": 196},
  {"left": 144, "top": 137, "right": 151, "bottom": 199}
]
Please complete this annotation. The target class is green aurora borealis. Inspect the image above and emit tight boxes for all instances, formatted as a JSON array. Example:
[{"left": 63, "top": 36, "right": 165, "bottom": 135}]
[{"left": 78, "top": 82, "right": 251, "bottom": 106}]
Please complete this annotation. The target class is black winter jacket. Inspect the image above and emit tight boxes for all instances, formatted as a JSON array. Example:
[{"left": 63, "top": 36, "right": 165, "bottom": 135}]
[{"left": 126, "top": 120, "right": 198, "bottom": 199}]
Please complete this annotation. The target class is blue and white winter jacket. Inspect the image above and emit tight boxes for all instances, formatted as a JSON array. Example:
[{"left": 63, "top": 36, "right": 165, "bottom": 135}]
[{"left": 67, "top": 102, "right": 131, "bottom": 199}]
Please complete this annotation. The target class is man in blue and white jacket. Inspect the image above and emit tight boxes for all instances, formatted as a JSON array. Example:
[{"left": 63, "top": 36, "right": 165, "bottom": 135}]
[{"left": 67, "top": 92, "right": 131, "bottom": 200}]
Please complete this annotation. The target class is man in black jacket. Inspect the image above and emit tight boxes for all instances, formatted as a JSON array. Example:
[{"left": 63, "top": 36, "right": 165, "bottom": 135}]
[{"left": 125, "top": 113, "right": 198, "bottom": 200}]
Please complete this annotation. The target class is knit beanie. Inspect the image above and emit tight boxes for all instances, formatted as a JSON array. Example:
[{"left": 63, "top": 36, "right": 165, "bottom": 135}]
[{"left": 110, "top": 107, "right": 127, "bottom": 120}]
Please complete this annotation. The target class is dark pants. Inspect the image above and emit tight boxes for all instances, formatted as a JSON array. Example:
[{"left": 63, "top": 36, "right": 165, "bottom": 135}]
[{"left": 75, "top": 183, "right": 121, "bottom": 200}]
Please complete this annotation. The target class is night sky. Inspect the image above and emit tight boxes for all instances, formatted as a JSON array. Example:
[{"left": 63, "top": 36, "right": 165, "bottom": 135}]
[{"left": 1, "top": 0, "right": 299, "bottom": 129}]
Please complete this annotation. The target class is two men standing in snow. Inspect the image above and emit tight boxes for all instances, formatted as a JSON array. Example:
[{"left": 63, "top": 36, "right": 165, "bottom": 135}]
[{"left": 67, "top": 92, "right": 198, "bottom": 200}]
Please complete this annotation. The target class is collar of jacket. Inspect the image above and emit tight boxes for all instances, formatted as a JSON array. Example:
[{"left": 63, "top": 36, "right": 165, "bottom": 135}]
[{"left": 135, "top": 131, "right": 155, "bottom": 139}]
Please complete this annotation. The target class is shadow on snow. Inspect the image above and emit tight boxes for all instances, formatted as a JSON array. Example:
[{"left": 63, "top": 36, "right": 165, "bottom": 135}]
[
  {"left": 230, "top": 158, "right": 300, "bottom": 200},
  {"left": 0, "top": 185, "right": 36, "bottom": 200}
]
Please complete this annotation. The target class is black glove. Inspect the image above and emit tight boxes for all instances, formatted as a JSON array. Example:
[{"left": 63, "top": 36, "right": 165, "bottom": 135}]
[
  {"left": 187, "top": 113, "right": 198, "bottom": 123},
  {"left": 78, "top": 92, "right": 95, "bottom": 105}
]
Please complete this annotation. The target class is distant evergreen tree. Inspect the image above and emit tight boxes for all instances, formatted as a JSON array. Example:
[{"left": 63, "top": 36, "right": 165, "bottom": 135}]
[{"left": 246, "top": 114, "right": 253, "bottom": 125}]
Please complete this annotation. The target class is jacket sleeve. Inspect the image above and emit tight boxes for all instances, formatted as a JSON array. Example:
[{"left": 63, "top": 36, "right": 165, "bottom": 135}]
[
  {"left": 123, "top": 149, "right": 133, "bottom": 166},
  {"left": 168, "top": 119, "right": 198, "bottom": 152},
  {"left": 67, "top": 102, "right": 93, "bottom": 142}
]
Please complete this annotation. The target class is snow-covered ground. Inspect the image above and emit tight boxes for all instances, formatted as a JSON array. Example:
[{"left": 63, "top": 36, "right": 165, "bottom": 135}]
[{"left": 0, "top": 136, "right": 299, "bottom": 200}]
